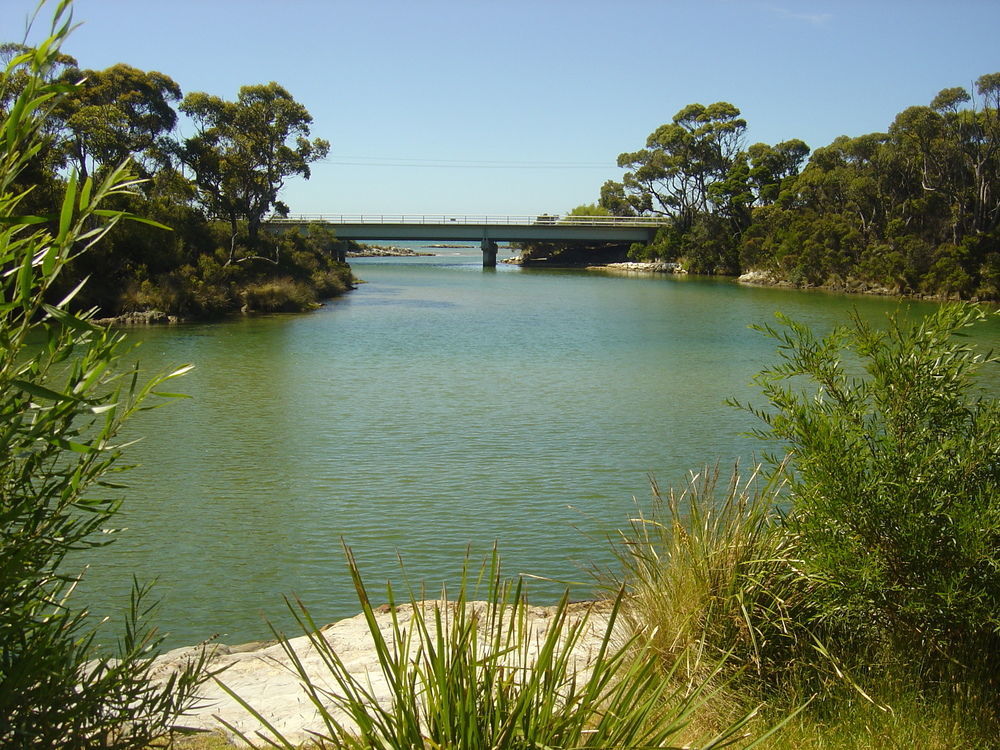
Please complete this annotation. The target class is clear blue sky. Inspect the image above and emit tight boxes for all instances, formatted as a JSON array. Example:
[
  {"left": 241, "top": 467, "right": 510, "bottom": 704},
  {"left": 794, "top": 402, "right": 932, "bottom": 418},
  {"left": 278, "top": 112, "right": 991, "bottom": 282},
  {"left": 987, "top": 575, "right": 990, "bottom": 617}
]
[{"left": 11, "top": 0, "right": 1000, "bottom": 216}]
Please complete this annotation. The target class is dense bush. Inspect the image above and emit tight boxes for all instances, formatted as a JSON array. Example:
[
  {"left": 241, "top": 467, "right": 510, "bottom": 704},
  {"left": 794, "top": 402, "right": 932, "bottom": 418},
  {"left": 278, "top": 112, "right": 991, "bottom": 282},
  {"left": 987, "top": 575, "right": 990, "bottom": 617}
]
[
  {"left": 0, "top": 7, "right": 208, "bottom": 745},
  {"left": 741, "top": 304, "right": 1000, "bottom": 686}
]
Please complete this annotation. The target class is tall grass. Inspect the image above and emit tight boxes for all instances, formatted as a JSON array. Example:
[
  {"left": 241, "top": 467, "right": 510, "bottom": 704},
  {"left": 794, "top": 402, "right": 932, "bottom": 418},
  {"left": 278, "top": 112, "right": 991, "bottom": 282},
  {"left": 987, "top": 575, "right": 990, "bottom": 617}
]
[
  {"left": 220, "top": 545, "right": 775, "bottom": 749},
  {"left": 610, "top": 466, "right": 823, "bottom": 691}
]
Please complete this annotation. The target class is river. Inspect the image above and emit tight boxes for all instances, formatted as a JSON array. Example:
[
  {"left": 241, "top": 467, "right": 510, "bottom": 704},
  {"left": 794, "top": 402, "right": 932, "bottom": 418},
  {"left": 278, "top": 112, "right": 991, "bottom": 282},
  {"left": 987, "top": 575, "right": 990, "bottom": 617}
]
[{"left": 75, "top": 247, "right": 999, "bottom": 649}]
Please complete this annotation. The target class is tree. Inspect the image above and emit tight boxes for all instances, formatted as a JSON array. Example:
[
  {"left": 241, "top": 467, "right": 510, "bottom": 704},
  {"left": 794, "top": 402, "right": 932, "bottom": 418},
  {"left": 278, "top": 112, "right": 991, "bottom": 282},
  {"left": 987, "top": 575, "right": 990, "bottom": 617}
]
[
  {"left": 747, "top": 138, "right": 810, "bottom": 206},
  {"left": 181, "top": 82, "right": 330, "bottom": 255},
  {"left": 1, "top": 5, "right": 208, "bottom": 745},
  {"left": 617, "top": 101, "right": 747, "bottom": 228},
  {"left": 53, "top": 63, "right": 182, "bottom": 182}
]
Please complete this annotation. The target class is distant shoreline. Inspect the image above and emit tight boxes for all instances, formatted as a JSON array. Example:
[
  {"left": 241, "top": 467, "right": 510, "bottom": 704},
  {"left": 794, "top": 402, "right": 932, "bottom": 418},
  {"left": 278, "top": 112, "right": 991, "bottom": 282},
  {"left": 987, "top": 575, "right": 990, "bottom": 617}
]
[{"left": 347, "top": 244, "right": 436, "bottom": 257}]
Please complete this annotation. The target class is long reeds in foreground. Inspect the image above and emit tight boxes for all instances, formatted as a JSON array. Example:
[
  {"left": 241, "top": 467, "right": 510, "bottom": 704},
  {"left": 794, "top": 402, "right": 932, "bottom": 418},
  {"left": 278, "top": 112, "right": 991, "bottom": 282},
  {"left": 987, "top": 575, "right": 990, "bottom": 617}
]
[
  {"left": 218, "top": 545, "right": 775, "bottom": 749},
  {"left": 610, "top": 465, "right": 827, "bottom": 692}
]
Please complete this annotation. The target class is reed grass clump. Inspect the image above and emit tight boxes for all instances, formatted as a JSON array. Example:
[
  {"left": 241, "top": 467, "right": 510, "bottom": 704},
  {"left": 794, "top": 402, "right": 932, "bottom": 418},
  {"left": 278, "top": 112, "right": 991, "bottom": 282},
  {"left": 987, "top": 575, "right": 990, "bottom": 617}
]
[
  {"left": 220, "top": 545, "right": 775, "bottom": 749},
  {"left": 610, "top": 466, "right": 834, "bottom": 699}
]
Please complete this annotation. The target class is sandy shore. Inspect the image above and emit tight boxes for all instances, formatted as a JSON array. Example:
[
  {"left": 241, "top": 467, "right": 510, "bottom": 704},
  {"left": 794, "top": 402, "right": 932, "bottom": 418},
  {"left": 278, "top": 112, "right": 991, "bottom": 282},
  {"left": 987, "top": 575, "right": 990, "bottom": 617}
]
[{"left": 152, "top": 600, "right": 612, "bottom": 745}]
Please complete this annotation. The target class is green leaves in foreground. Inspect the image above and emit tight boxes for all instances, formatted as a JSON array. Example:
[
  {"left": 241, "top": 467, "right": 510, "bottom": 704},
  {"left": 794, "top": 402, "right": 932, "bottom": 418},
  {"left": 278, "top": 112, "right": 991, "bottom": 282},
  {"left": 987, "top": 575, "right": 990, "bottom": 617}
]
[
  {"left": 738, "top": 304, "right": 1000, "bottom": 684},
  {"left": 1, "top": 2, "right": 209, "bottom": 746},
  {"left": 218, "top": 545, "right": 774, "bottom": 749}
]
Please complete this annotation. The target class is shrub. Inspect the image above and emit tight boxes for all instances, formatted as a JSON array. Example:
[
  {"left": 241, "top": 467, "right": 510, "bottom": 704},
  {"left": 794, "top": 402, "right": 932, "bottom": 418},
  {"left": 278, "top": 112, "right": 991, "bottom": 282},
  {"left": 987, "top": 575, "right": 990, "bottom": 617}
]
[
  {"left": 0, "top": 4, "right": 208, "bottom": 745},
  {"left": 240, "top": 277, "right": 317, "bottom": 312},
  {"left": 737, "top": 305, "right": 1000, "bottom": 686}
]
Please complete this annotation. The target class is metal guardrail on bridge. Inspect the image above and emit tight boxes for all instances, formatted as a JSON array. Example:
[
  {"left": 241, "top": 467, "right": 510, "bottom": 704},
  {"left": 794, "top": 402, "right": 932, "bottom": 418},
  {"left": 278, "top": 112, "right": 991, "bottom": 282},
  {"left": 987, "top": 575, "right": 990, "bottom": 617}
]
[{"left": 265, "top": 213, "right": 669, "bottom": 228}]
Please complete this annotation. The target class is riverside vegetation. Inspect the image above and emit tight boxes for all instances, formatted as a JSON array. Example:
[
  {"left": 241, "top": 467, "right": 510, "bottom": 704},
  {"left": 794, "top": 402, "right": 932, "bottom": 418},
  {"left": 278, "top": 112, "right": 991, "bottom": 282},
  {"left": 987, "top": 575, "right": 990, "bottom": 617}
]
[
  {"left": 0, "top": 10, "right": 353, "bottom": 320},
  {"left": 5, "top": 3, "right": 1000, "bottom": 748},
  {"left": 524, "top": 80, "right": 1000, "bottom": 302}
]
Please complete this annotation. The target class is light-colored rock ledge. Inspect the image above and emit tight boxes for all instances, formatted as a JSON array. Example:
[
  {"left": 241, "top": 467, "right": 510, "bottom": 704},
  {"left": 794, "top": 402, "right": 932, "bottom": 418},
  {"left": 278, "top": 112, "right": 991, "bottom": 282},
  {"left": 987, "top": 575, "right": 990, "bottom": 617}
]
[
  {"left": 151, "top": 599, "right": 614, "bottom": 745},
  {"left": 587, "top": 261, "right": 686, "bottom": 273}
]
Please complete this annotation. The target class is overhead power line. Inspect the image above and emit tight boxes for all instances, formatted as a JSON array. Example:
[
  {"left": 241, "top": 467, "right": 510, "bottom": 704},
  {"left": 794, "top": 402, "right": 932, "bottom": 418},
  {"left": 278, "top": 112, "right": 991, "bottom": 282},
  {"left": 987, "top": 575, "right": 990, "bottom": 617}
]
[{"left": 319, "top": 155, "right": 616, "bottom": 169}]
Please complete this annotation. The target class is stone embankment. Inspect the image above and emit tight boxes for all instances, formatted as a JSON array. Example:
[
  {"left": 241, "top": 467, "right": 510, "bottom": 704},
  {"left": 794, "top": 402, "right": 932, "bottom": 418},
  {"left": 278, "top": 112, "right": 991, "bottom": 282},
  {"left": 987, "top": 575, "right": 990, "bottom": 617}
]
[
  {"left": 92, "top": 310, "right": 180, "bottom": 326},
  {"left": 347, "top": 245, "right": 434, "bottom": 257},
  {"left": 588, "top": 261, "right": 686, "bottom": 273},
  {"left": 151, "top": 600, "right": 612, "bottom": 745}
]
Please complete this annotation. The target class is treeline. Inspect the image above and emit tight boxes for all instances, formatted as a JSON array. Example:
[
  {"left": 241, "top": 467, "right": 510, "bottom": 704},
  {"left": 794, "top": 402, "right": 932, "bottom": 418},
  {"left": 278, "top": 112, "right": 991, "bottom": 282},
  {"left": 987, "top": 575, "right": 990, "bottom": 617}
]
[
  {"left": 0, "top": 46, "right": 354, "bottom": 318},
  {"left": 598, "top": 74, "right": 1000, "bottom": 299}
]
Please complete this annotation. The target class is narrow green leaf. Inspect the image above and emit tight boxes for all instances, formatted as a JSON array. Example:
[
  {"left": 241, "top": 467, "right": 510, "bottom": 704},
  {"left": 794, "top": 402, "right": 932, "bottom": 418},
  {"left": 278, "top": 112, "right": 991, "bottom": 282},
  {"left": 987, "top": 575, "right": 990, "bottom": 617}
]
[
  {"left": 162, "top": 364, "right": 195, "bottom": 379},
  {"left": 42, "top": 303, "right": 99, "bottom": 333},
  {"left": 0, "top": 215, "right": 53, "bottom": 226},
  {"left": 58, "top": 171, "right": 78, "bottom": 242},
  {"left": 78, "top": 175, "right": 93, "bottom": 211},
  {"left": 149, "top": 391, "right": 192, "bottom": 400},
  {"left": 16, "top": 248, "right": 33, "bottom": 306},
  {"left": 11, "top": 379, "right": 79, "bottom": 403}
]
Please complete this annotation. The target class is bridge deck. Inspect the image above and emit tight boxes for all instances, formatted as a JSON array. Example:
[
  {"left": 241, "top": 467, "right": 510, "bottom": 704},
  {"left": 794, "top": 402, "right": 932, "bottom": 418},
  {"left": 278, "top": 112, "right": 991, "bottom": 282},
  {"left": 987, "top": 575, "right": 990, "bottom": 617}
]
[{"left": 266, "top": 214, "right": 663, "bottom": 243}]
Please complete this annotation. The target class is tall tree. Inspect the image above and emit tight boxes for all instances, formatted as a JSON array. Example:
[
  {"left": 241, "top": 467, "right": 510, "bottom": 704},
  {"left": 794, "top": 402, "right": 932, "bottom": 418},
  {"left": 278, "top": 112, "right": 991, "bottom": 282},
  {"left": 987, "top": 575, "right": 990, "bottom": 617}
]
[
  {"left": 615, "top": 101, "right": 747, "bottom": 229},
  {"left": 53, "top": 63, "right": 182, "bottom": 182},
  {"left": 180, "top": 82, "right": 329, "bottom": 254}
]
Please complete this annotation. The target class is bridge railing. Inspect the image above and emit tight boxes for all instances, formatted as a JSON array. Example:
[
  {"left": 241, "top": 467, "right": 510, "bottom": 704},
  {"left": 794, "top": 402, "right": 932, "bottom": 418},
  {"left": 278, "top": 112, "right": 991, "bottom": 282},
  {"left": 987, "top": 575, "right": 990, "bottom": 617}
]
[{"left": 265, "top": 213, "right": 669, "bottom": 228}]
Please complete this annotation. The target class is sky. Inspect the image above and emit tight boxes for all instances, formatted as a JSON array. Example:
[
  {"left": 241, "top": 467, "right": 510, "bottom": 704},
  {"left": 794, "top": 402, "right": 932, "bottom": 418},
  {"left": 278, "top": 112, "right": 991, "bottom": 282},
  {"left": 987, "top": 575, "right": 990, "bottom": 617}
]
[{"left": 8, "top": 0, "right": 1000, "bottom": 217}]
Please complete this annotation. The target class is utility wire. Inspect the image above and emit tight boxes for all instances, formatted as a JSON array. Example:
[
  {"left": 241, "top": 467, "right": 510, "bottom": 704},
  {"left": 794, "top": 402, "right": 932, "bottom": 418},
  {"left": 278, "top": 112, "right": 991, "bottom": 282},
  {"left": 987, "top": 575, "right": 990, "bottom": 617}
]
[{"left": 319, "top": 155, "right": 615, "bottom": 169}]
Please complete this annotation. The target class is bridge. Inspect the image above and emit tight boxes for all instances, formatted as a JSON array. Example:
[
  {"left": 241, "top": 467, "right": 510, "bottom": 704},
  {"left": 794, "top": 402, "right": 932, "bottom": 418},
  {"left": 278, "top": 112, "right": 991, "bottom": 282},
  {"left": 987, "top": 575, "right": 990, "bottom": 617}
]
[{"left": 265, "top": 214, "right": 665, "bottom": 266}]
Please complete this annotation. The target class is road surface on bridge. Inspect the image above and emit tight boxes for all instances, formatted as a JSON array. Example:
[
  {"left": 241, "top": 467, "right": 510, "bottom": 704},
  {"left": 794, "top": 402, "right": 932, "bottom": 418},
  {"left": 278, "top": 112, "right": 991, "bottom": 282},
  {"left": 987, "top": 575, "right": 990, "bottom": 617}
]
[{"left": 266, "top": 214, "right": 665, "bottom": 266}]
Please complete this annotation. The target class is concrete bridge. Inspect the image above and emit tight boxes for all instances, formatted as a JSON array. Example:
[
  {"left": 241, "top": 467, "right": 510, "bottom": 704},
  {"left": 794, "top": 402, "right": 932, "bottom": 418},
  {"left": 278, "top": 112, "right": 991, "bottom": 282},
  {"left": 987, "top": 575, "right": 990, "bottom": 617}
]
[{"left": 265, "top": 214, "right": 664, "bottom": 266}]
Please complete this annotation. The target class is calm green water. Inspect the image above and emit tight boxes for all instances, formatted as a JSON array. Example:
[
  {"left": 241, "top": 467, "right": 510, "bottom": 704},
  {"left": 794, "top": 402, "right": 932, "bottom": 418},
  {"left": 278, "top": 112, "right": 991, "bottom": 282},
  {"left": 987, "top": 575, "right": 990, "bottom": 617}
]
[{"left": 75, "top": 250, "right": 998, "bottom": 648}]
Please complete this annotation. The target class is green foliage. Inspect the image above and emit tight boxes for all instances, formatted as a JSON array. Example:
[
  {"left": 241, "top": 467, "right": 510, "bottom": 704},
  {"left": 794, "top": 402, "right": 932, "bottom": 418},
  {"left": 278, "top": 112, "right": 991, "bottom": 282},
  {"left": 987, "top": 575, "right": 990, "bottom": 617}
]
[
  {"left": 610, "top": 466, "right": 820, "bottom": 693},
  {"left": 180, "top": 82, "right": 330, "bottom": 248},
  {"left": 562, "top": 201, "right": 610, "bottom": 217},
  {"left": 240, "top": 277, "right": 318, "bottom": 313},
  {"left": 617, "top": 101, "right": 749, "bottom": 226},
  {"left": 53, "top": 62, "right": 182, "bottom": 181},
  {"left": 617, "top": 308, "right": 1000, "bottom": 745},
  {"left": 221, "top": 546, "right": 769, "bottom": 749},
  {"left": 1, "top": 11, "right": 345, "bottom": 320},
  {"left": 0, "top": 5, "right": 209, "bottom": 744},
  {"left": 739, "top": 305, "right": 1000, "bottom": 685},
  {"left": 608, "top": 74, "right": 1000, "bottom": 295}
]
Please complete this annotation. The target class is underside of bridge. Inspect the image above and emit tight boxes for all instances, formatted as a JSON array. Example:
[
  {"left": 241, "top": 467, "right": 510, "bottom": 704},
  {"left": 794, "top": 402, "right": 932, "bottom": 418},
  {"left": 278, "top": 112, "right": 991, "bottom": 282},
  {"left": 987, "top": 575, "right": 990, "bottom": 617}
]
[{"left": 267, "top": 218, "right": 658, "bottom": 267}]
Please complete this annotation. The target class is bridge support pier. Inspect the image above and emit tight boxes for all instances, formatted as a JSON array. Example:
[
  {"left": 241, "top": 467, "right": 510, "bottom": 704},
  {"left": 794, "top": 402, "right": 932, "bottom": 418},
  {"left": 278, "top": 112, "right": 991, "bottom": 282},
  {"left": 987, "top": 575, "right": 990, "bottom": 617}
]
[{"left": 481, "top": 237, "right": 498, "bottom": 267}]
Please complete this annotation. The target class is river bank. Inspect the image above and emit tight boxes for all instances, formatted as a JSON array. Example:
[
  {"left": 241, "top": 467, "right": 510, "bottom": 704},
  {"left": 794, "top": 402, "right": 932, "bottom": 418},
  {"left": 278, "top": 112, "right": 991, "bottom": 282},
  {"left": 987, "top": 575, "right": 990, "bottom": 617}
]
[
  {"left": 735, "top": 269, "right": 986, "bottom": 302},
  {"left": 347, "top": 244, "right": 436, "bottom": 257},
  {"left": 586, "top": 261, "right": 686, "bottom": 274},
  {"left": 152, "top": 599, "right": 611, "bottom": 744}
]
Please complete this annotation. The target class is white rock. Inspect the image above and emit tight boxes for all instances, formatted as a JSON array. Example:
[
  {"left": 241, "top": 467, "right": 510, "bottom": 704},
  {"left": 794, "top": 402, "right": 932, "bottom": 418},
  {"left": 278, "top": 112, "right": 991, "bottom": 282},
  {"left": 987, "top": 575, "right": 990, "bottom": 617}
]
[{"left": 153, "top": 600, "right": 613, "bottom": 745}]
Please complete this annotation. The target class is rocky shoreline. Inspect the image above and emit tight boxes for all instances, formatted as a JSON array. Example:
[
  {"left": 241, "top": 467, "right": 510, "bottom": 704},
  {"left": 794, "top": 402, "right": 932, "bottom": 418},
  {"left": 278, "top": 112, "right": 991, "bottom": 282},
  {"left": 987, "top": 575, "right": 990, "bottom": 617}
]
[
  {"left": 735, "top": 269, "right": 981, "bottom": 301},
  {"left": 587, "top": 261, "right": 686, "bottom": 274},
  {"left": 151, "top": 600, "right": 611, "bottom": 745},
  {"left": 92, "top": 310, "right": 181, "bottom": 326},
  {"left": 347, "top": 244, "right": 435, "bottom": 257}
]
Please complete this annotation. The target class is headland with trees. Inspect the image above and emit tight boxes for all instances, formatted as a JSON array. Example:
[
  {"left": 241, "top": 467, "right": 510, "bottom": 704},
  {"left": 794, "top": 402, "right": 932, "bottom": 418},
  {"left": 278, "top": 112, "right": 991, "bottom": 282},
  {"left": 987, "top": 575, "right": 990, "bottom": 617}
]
[
  {"left": 0, "top": 38, "right": 354, "bottom": 321},
  {"left": 521, "top": 80, "right": 1000, "bottom": 303}
]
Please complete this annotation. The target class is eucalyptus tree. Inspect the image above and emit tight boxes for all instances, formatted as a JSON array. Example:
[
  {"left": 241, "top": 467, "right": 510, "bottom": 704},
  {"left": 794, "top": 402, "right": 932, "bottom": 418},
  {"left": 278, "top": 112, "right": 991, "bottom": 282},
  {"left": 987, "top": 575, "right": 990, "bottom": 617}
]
[
  {"left": 603, "top": 102, "right": 754, "bottom": 270},
  {"left": 614, "top": 101, "right": 748, "bottom": 229},
  {"left": 747, "top": 138, "right": 810, "bottom": 206},
  {"left": 53, "top": 63, "right": 182, "bottom": 182},
  {"left": 180, "top": 82, "right": 330, "bottom": 257}
]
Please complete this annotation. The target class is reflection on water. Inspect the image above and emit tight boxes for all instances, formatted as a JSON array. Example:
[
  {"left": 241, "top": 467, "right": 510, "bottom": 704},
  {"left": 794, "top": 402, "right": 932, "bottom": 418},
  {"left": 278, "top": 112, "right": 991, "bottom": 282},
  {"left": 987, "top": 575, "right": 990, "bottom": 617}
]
[{"left": 74, "top": 250, "right": 1000, "bottom": 648}]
